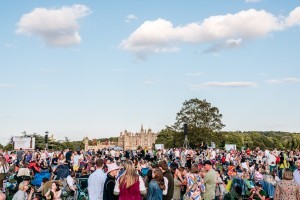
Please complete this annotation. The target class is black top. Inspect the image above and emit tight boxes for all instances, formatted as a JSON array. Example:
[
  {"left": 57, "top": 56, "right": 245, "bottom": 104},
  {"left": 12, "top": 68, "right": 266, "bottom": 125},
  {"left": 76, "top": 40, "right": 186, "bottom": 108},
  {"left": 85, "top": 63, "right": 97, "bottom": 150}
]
[
  {"left": 103, "top": 173, "right": 118, "bottom": 200},
  {"left": 163, "top": 170, "right": 174, "bottom": 200}
]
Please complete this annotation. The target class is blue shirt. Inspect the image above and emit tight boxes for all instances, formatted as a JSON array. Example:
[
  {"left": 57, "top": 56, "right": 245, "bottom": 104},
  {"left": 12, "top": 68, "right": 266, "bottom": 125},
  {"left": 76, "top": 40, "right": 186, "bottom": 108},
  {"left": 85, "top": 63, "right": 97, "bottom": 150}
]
[{"left": 88, "top": 169, "right": 107, "bottom": 200}]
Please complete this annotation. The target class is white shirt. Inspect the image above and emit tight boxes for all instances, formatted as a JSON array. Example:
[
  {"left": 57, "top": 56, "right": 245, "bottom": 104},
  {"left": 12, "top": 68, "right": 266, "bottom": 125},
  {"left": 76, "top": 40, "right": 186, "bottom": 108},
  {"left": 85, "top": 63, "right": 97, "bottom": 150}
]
[
  {"left": 163, "top": 177, "right": 168, "bottom": 195},
  {"left": 67, "top": 176, "right": 75, "bottom": 191},
  {"left": 88, "top": 169, "right": 107, "bottom": 200},
  {"left": 73, "top": 155, "right": 80, "bottom": 166}
]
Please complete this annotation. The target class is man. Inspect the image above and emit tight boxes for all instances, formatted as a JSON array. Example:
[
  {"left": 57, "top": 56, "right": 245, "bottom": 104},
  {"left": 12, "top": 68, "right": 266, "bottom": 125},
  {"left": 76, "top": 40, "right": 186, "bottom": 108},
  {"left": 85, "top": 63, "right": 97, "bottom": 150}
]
[
  {"left": 103, "top": 163, "right": 120, "bottom": 200},
  {"left": 293, "top": 159, "right": 300, "bottom": 185},
  {"left": 88, "top": 159, "right": 107, "bottom": 200},
  {"left": 203, "top": 160, "right": 217, "bottom": 200},
  {"left": 159, "top": 160, "right": 174, "bottom": 200},
  {"left": 65, "top": 148, "right": 72, "bottom": 164},
  {"left": 66, "top": 172, "right": 77, "bottom": 198},
  {"left": 72, "top": 151, "right": 80, "bottom": 172},
  {"left": 16, "top": 148, "right": 24, "bottom": 163}
]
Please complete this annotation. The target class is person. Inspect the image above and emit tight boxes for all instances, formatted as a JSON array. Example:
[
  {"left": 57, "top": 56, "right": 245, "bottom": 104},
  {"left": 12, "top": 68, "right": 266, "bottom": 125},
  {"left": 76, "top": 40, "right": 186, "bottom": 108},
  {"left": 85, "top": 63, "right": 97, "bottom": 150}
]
[
  {"left": 17, "top": 148, "right": 24, "bottom": 163},
  {"left": 114, "top": 160, "right": 146, "bottom": 200},
  {"left": 66, "top": 172, "right": 77, "bottom": 198},
  {"left": 293, "top": 159, "right": 300, "bottom": 185},
  {"left": 203, "top": 160, "right": 216, "bottom": 200},
  {"left": 45, "top": 182, "right": 62, "bottom": 200},
  {"left": 103, "top": 163, "right": 120, "bottom": 200},
  {"left": 72, "top": 151, "right": 80, "bottom": 172},
  {"left": 215, "top": 170, "right": 225, "bottom": 200},
  {"left": 12, "top": 181, "right": 34, "bottom": 200},
  {"left": 0, "top": 157, "right": 9, "bottom": 191},
  {"left": 171, "top": 168, "right": 182, "bottom": 200},
  {"left": 158, "top": 160, "right": 174, "bottom": 200},
  {"left": 147, "top": 168, "right": 166, "bottom": 200},
  {"left": 88, "top": 158, "right": 107, "bottom": 200},
  {"left": 186, "top": 163, "right": 204, "bottom": 200},
  {"left": 0, "top": 192, "right": 6, "bottom": 200},
  {"left": 249, "top": 182, "right": 266, "bottom": 200},
  {"left": 274, "top": 168, "right": 300, "bottom": 200}
]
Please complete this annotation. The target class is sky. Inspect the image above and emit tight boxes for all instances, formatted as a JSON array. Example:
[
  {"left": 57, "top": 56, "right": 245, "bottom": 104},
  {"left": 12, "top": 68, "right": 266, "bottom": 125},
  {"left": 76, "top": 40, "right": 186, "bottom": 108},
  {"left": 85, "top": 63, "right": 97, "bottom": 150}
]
[{"left": 1, "top": 0, "right": 300, "bottom": 145}]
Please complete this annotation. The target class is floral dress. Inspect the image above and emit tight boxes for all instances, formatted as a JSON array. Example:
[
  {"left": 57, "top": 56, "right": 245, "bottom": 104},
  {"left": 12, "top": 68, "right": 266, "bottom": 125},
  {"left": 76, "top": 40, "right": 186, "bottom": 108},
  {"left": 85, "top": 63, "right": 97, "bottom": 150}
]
[
  {"left": 186, "top": 173, "right": 205, "bottom": 200},
  {"left": 274, "top": 180, "right": 300, "bottom": 200}
]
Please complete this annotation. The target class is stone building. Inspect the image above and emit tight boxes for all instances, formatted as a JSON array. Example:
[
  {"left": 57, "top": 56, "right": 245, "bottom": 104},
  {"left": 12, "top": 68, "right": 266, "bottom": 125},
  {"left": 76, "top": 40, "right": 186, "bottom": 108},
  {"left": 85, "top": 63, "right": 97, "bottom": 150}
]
[
  {"left": 83, "top": 137, "right": 118, "bottom": 151},
  {"left": 118, "top": 125, "right": 158, "bottom": 150}
]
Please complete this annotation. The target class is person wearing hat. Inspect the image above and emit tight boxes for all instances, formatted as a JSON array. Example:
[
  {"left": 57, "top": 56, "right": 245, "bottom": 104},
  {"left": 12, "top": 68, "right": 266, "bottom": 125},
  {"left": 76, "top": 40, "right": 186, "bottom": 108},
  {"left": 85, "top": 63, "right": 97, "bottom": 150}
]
[
  {"left": 103, "top": 163, "right": 120, "bottom": 200},
  {"left": 203, "top": 160, "right": 216, "bottom": 200}
]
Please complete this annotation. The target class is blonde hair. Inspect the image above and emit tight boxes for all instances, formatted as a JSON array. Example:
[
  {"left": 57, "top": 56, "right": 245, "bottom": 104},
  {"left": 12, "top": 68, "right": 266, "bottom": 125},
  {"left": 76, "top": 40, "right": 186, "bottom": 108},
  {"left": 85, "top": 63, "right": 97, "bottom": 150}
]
[
  {"left": 18, "top": 182, "right": 27, "bottom": 190},
  {"left": 119, "top": 160, "right": 139, "bottom": 189}
]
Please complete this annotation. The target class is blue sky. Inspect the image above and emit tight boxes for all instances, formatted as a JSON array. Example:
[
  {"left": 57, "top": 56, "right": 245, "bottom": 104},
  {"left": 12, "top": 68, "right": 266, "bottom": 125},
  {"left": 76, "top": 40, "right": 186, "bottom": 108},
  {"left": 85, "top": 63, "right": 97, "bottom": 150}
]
[{"left": 1, "top": 0, "right": 300, "bottom": 145}]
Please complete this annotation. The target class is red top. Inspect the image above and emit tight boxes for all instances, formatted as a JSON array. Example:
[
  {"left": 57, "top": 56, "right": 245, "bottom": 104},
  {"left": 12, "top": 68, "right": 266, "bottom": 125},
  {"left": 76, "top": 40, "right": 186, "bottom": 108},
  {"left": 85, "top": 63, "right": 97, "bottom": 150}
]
[{"left": 119, "top": 179, "right": 141, "bottom": 200}]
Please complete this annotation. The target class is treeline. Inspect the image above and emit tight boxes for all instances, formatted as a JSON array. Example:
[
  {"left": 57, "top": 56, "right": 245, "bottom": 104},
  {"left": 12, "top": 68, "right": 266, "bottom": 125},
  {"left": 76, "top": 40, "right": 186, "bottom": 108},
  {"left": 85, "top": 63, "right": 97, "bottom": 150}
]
[
  {"left": 2, "top": 133, "right": 84, "bottom": 151},
  {"left": 156, "top": 130, "right": 300, "bottom": 150},
  {"left": 88, "top": 137, "right": 118, "bottom": 145}
]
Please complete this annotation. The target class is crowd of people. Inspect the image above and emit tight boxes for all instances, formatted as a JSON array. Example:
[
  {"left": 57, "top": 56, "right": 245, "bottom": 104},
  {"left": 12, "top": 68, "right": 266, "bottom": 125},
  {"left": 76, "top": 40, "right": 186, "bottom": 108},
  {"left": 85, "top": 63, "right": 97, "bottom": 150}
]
[{"left": 0, "top": 145, "right": 300, "bottom": 200}]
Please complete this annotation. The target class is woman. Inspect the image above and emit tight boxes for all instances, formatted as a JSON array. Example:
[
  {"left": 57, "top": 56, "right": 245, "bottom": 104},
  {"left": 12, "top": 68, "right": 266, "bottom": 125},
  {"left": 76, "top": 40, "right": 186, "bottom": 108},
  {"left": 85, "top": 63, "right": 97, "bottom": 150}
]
[
  {"left": 147, "top": 169, "right": 166, "bottom": 200},
  {"left": 171, "top": 168, "right": 182, "bottom": 200},
  {"left": 51, "top": 153, "right": 58, "bottom": 171},
  {"left": 0, "top": 157, "right": 9, "bottom": 190},
  {"left": 114, "top": 160, "right": 146, "bottom": 200},
  {"left": 274, "top": 168, "right": 300, "bottom": 200},
  {"left": 45, "top": 182, "right": 62, "bottom": 200},
  {"left": 185, "top": 163, "right": 205, "bottom": 200},
  {"left": 215, "top": 170, "right": 225, "bottom": 200}
]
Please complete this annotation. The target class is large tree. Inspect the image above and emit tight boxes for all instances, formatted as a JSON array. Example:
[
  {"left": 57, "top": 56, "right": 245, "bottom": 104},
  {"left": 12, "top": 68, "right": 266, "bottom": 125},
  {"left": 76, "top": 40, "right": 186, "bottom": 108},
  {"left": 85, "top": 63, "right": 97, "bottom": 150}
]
[{"left": 172, "top": 98, "right": 225, "bottom": 147}]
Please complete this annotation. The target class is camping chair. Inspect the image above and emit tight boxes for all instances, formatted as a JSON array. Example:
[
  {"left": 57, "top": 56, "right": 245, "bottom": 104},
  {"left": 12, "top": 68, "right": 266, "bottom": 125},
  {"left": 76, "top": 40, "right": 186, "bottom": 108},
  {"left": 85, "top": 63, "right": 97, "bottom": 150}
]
[{"left": 76, "top": 178, "right": 89, "bottom": 200}]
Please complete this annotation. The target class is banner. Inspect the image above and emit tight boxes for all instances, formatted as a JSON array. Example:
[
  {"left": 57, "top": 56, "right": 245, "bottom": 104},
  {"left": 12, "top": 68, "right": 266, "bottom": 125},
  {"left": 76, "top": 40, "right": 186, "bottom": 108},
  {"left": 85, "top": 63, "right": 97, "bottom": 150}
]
[
  {"left": 14, "top": 137, "right": 35, "bottom": 150},
  {"left": 155, "top": 144, "right": 164, "bottom": 150}
]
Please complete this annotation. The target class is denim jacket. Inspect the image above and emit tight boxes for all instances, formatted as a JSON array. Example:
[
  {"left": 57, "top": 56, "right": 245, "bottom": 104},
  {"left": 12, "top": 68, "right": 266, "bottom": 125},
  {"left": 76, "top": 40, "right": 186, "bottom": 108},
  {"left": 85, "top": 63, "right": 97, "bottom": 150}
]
[{"left": 147, "top": 180, "right": 163, "bottom": 200}]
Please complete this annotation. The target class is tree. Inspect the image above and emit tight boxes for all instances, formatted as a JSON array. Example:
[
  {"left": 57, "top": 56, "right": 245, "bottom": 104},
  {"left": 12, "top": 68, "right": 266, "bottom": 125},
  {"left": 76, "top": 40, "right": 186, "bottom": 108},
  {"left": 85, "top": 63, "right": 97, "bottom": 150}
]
[
  {"left": 173, "top": 98, "right": 225, "bottom": 147},
  {"left": 174, "top": 98, "right": 225, "bottom": 131}
]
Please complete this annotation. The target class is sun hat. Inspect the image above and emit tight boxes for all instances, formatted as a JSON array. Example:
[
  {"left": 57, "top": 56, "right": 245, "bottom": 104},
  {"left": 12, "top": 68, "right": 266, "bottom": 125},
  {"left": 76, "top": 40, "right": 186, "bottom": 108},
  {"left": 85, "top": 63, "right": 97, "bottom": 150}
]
[{"left": 107, "top": 163, "right": 120, "bottom": 174}]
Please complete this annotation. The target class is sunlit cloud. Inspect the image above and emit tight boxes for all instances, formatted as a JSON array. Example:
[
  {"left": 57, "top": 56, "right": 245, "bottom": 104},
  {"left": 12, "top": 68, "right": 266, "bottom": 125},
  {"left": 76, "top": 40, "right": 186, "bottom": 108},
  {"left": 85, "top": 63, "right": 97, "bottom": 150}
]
[
  {"left": 190, "top": 81, "right": 257, "bottom": 90},
  {"left": 125, "top": 14, "right": 138, "bottom": 23},
  {"left": 120, "top": 6, "right": 300, "bottom": 59},
  {"left": 266, "top": 77, "right": 300, "bottom": 84},
  {"left": 16, "top": 4, "right": 91, "bottom": 47}
]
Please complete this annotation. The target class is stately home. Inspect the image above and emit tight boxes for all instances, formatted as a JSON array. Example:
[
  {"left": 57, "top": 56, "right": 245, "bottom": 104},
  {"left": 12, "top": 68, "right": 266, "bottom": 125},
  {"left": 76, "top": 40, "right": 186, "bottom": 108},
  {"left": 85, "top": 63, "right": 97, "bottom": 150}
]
[{"left": 118, "top": 125, "right": 158, "bottom": 150}]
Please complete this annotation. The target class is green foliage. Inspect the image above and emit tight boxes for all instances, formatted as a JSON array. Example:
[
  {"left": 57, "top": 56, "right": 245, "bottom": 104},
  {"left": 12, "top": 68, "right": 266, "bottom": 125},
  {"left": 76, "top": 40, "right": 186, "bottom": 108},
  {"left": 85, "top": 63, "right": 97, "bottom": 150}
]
[
  {"left": 2, "top": 133, "right": 84, "bottom": 151},
  {"left": 155, "top": 98, "right": 300, "bottom": 150}
]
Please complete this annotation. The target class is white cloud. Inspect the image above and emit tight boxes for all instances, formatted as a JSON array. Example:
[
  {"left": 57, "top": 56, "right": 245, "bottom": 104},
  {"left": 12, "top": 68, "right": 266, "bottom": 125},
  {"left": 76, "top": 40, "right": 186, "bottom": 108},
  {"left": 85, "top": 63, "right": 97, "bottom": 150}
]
[
  {"left": 285, "top": 7, "right": 300, "bottom": 27},
  {"left": 120, "top": 7, "right": 300, "bottom": 58},
  {"left": 125, "top": 14, "right": 138, "bottom": 23},
  {"left": 204, "top": 38, "right": 243, "bottom": 53},
  {"left": 16, "top": 4, "right": 91, "bottom": 47},
  {"left": 185, "top": 73, "right": 204, "bottom": 76},
  {"left": 266, "top": 77, "right": 300, "bottom": 84},
  {"left": 190, "top": 81, "right": 257, "bottom": 90},
  {"left": 0, "top": 84, "right": 17, "bottom": 88},
  {"left": 245, "top": 0, "right": 262, "bottom": 3},
  {"left": 143, "top": 80, "right": 156, "bottom": 85}
]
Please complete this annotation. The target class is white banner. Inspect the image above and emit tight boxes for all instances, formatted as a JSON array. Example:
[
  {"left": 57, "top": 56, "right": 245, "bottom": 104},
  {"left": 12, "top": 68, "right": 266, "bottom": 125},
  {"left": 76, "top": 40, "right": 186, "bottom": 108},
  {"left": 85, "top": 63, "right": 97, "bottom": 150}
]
[
  {"left": 155, "top": 144, "right": 164, "bottom": 150},
  {"left": 14, "top": 137, "right": 35, "bottom": 150}
]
